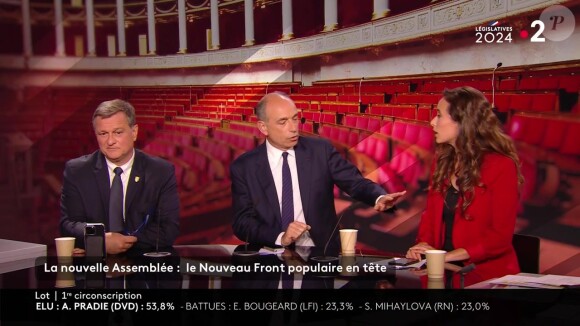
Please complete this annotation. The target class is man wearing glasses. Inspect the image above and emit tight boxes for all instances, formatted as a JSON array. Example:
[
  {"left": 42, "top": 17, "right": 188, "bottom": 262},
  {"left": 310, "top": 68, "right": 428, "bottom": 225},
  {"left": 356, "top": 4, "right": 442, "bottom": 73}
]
[{"left": 60, "top": 99, "right": 180, "bottom": 255}]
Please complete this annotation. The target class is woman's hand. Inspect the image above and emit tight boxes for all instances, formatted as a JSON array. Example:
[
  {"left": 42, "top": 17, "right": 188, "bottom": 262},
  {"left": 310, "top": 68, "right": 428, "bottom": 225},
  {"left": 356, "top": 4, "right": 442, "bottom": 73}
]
[{"left": 406, "top": 242, "right": 435, "bottom": 260}]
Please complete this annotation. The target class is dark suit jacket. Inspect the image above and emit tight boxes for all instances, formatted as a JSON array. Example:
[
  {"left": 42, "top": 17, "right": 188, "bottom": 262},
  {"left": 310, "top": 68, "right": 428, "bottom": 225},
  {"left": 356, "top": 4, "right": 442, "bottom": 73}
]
[
  {"left": 230, "top": 136, "right": 386, "bottom": 248},
  {"left": 417, "top": 153, "right": 520, "bottom": 286},
  {"left": 60, "top": 149, "right": 180, "bottom": 250}
]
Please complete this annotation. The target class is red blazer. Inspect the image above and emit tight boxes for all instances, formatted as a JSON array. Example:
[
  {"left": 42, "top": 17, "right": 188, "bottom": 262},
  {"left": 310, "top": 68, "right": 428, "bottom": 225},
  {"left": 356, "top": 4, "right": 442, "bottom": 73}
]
[{"left": 417, "top": 153, "right": 521, "bottom": 286}]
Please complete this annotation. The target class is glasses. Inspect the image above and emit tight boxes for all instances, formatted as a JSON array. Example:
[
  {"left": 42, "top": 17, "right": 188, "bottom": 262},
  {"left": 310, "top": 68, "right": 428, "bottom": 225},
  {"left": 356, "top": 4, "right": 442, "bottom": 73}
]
[{"left": 123, "top": 212, "right": 150, "bottom": 236}]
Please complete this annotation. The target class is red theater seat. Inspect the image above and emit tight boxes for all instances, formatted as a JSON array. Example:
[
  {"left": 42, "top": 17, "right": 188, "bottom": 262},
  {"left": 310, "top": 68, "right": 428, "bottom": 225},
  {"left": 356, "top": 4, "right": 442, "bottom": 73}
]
[
  {"left": 509, "top": 113, "right": 579, "bottom": 175},
  {"left": 378, "top": 164, "right": 405, "bottom": 193},
  {"left": 355, "top": 116, "right": 369, "bottom": 130},
  {"left": 390, "top": 147, "right": 421, "bottom": 186},
  {"left": 302, "top": 110, "right": 320, "bottom": 122},
  {"left": 519, "top": 77, "right": 539, "bottom": 91},
  {"left": 343, "top": 115, "right": 358, "bottom": 128},
  {"left": 416, "top": 125, "right": 434, "bottom": 152},
  {"left": 559, "top": 75, "right": 580, "bottom": 92},
  {"left": 367, "top": 105, "right": 388, "bottom": 116},
  {"left": 379, "top": 120, "right": 393, "bottom": 136},
  {"left": 403, "top": 123, "right": 421, "bottom": 145},
  {"left": 180, "top": 148, "right": 212, "bottom": 181},
  {"left": 391, "top": 106, "right": 416, "bottom": 119},
  {"left": 294, "top": 101, "right": 310, "bottom": 110},
  {"left": 521, "top": 117, "right": 545, "bottom": 146},
  {"left": 492, "top": 93, "right": 511, "bottom": 112},
  {"left": 530, "top": 93, "right": 557, "bottom": 112},
  {"left": 559, "top": 125, "right": 580, "bottom": 156},
  {"left": 373, "top": 139, "right": 389, "bottom": 165},
  {"left": 347, "top": 131, "right": 360, "bottom": 147},
  {"left": 156, "top": 131, "right": 193, "bottom": 147},
  {"left": 301, "top": 121, "right": 314, "bottom": 133},
  {"left": 422, "top": 81, "right": 445, "bottom": 92},
  {"left": 356, "top": 134, "right": 376, "bottom": 158},
  {"left": 420, "top": 94, "right": 440, "bottom": 104},
  {"left": 510, "top": 94, "right": 534, "bottom": 111},
  {"left": 321, "top": 112, "right": 336, "bottom": 124},
  {"left": 367, "top": 117, "right": 382, "bottom": 132},
  {"left": 329, "top": 125, "right": 340, "bottom": 141},
  {"left": 476, "top": 80, "right": 493, "bottom": 92},
  {"left": 537, "top": 76, "right": 560, "bottom": 90},
  {"left": 499, "top": 79, "right": 518, "bottom": 91},
  {"left": 143, "top": 140, "right": 176, "bottom": 158},
  {"left": 507, "top": 114, "right": 526, "bottom": 141},
  {"left": 417, "top": 106, "right": 431, "bottom": 121},
  {"left": 540, "top": 119, "right": 568, "bottom": 150},
  {"left": 338, "top": 128, "right": 349, "bottom": 144},
  {"left": 395, "top": 94, "right": 421, "bottom": 105},
  {"left": 391, "top": 121, "right": 407, "bottom": 140}
]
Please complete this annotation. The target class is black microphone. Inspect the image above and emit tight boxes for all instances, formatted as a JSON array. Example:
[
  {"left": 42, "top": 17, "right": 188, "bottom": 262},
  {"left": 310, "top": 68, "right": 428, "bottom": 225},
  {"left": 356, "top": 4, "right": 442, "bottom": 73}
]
[
  {"left": 458, "top": 263, "right": 476, "bottom": 289},
  {"left": 232, "top": 230, "right": 259, "bottom": 257},
  {"left": 492, "top": 62, "right": 502, "bottom": 109},
  {"left": 310, "top": 202, "right": 355, "bottom": 263},
  {"left": 143, "top": 208, "right": 171, "bottom": 257},
  {"left": 233, "top": 199, "right": 260, "bottom": 257},
  {"left": 358, "top": 77, "right": 365, "bottom": 104}
]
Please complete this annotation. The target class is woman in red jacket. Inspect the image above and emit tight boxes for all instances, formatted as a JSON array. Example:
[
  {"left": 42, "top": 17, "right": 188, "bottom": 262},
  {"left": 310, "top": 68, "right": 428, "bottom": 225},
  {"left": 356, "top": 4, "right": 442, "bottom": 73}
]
[{"left": 406, "top": 86, "right": 523, "bottom": 287}]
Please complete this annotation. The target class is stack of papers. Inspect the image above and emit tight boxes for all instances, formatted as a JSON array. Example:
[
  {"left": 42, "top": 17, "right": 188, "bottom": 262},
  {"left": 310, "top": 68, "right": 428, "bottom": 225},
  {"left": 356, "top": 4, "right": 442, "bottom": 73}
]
[
  {"left": 490, "top": 274, "right": 580, "bottom": 289},
  {"left": 259, "top": 247, "right": 285, "bottom": 255}
]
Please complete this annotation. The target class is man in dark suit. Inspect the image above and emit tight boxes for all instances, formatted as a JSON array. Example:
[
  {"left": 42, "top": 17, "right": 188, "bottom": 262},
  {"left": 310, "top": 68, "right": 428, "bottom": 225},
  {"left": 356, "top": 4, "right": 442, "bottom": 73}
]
[
  {"left": 60, "top": 99, "right": 179, "bottom": 255},
  {"left": 231, "top": 92, "right": 405, "bottom": 249}
]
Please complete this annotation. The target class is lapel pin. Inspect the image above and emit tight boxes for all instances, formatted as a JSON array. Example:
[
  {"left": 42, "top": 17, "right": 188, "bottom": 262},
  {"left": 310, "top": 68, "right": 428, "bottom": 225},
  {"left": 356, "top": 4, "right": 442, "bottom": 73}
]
[{"left": 135, "top": 176, "right": 140, "bottom": 183}]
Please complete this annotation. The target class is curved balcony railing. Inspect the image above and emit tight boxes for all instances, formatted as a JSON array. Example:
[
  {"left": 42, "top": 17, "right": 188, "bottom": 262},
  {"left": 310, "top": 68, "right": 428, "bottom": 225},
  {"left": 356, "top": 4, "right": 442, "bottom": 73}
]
[{"left": 0, "top": 0, "right": 563, "bottom": 71}]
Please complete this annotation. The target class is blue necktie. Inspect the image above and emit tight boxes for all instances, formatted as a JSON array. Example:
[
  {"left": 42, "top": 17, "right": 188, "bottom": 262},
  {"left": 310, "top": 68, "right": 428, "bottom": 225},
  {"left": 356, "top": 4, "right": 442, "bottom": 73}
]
[
  {"left": 281, "top": 152, "right": 294, "bottom": 231},
  {"left": 109, "top": 167, "right": 124, "bottom": 232}
]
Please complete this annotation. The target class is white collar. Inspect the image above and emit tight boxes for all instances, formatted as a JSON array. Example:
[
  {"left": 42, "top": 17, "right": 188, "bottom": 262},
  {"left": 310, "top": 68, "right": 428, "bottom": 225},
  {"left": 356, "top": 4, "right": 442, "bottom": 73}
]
[
  {"left": 265, "top": 139, "right": 295, "bottom": 159},
  {"left": 105, "top": 149, "right": 135, "bottom": 173}
]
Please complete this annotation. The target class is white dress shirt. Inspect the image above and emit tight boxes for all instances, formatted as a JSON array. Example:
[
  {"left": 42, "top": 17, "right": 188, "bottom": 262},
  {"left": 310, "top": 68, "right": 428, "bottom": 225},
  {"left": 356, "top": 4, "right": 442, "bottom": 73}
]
[
  {"left": 105, "top": 149, "right": 135, "bottom": 221},
  {"left": 265, "top": 140, "right": 315, "bottom": 247}
]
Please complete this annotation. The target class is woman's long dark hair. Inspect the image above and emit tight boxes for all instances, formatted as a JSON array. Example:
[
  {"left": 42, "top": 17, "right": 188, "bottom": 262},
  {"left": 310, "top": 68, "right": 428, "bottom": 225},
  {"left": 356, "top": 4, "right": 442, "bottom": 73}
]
[{"left": 431, "top": 86, "right": 524, "bottom": 219}]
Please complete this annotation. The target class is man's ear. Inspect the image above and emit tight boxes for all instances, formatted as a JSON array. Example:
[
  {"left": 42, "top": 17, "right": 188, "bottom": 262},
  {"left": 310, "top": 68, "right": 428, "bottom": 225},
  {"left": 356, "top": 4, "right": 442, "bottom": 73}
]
[
  {"left": 257, "top": 121, "right": 268, "bottom": 136},
  {"left": 132, "top": 124, "right": 139, "bottom": 141}
]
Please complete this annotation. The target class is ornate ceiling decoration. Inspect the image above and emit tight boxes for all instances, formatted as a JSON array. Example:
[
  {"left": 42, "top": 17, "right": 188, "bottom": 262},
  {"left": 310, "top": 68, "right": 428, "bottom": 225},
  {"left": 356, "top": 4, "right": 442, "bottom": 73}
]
[{"left": 0, "top": 0, "right": 282, "bottom": 25}]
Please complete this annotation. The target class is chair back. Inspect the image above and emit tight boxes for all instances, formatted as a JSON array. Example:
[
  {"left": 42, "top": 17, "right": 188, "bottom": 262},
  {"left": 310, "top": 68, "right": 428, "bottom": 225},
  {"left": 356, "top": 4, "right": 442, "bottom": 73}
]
[{"left": 512, "top": 233, "right": 540, "bottom": 273}]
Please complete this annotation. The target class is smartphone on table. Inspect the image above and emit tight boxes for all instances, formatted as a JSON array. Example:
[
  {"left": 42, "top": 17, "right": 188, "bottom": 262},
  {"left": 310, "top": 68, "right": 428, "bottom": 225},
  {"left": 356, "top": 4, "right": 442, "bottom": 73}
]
[
  {"left": 388, "top": 258, "right": 419, "bottom": 266},
  {"left": 84, "top": 223, "right": 106, "bottom": 261}
]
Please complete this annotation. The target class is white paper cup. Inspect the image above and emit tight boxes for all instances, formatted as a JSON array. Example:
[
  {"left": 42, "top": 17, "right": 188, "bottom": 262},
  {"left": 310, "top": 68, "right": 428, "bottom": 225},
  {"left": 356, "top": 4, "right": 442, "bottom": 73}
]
[
  {"left": 425, "top": 249, "right": 446, "bottom": 279},
  {"left": 339, "top": 229, "right": 358, "bottom": 255},
  {"left": 55, "top": 237, "right": 75, "bottom": 258}
]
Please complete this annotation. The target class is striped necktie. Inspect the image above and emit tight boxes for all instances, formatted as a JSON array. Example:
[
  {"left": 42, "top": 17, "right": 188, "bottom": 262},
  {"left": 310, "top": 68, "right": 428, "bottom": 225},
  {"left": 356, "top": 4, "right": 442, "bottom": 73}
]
[{"left": 281, "top": 152, "right": 294, "bottom": 231}]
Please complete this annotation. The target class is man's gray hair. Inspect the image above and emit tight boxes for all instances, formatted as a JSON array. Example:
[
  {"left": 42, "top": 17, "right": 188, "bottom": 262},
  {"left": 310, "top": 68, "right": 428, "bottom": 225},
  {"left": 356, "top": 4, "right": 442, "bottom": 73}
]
[
  {"left": 254, "top": 92, "right": 293, "bottom": 121},
  {"left": 92, "top": 99, "right": 136, "bottom": 129}
]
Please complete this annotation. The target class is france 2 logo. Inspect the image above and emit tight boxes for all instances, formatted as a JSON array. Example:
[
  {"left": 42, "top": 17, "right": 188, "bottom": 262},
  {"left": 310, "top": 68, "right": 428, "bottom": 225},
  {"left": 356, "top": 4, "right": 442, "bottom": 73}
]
[{"left": 529, "top": 5, "right": 575, "bottom": 42}]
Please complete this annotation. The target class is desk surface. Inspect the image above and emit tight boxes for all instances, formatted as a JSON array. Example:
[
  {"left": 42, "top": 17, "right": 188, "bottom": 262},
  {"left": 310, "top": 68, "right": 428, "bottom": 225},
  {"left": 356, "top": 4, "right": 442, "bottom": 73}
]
[
  {"left": 0, "top": 239, "right": 46, "bottom": 274},
  {"left": 466, "top": 273, "right": 580, "bottom": 289}
]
